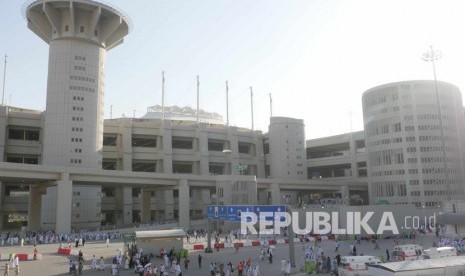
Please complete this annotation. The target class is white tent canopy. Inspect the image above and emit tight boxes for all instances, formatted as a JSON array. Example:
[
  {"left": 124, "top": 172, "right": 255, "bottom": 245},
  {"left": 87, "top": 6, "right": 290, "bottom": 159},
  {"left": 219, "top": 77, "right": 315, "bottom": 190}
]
[{"left": 135, "top": 229, "right": 186, "bottom": 239}]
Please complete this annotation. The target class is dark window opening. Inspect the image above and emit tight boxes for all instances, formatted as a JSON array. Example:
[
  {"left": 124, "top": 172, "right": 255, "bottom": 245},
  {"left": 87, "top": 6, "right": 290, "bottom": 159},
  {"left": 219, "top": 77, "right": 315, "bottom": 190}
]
[
  {"left": 209, "top": 163, "right": 224, "bottom": 175},
  {"left": 102, "top": 187, "right": 115, "bottom": 197},
  {"left": 172, "top": 137, "right": 193, "bottom": 149},
  {"left": 6, "top": 155, "right": 39, "bottom": 165},
  {"left": 132, "top": 188, "right": 141, "bottom": 198},
  {"left": 263, "top": 143, "right": 270, "bottom": 154},
  {"left": 102, "top": 159, "right": 117, "bottom": 170},
  {"left": 173, "top": 162, "right": 193, "bottom": 174},
  {"left": 238, "top": 143, "right": 251, "bottom": 154},
  {"left": 8, "top": 127, "right": 40, "bottom": 141},
  {"left": 132, "top": 136, "right": 157, "bottom": 148},
  {"left": 208, "top": 140, "right": 224, "bottom": 151},
  {"left": 5, "top": 185, "right": 29, "bottom": 197},
  {"left": 103, "top": 135, "right": 117, "bottom": 146},
  {"left": 132, "top": 160, "right": 156, "bottom": 172}
]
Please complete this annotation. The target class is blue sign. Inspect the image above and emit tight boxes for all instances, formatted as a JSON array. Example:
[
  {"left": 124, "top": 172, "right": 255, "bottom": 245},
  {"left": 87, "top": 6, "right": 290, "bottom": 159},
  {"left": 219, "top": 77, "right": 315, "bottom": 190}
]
[
  {"left": 227, "top": 205, "right": 254, "bottom": 222},
  {"left": 206, "top": 205, "right": 227, "bottom": 220},
  {"left": 207, "top": 205, "right": 286, "bottom": 222},
  {"left": 254, "top": 205, "right": 286, "bottom": 222}
]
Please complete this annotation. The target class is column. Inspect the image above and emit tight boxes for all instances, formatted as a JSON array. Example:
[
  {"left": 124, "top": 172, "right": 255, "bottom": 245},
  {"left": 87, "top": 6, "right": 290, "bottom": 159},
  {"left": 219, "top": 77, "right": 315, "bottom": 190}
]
[
  {"left": 55, "top": 173, "right": 72, "bottom": 233},
  {"left": 140, "top": 189, "right": 151, "bottom": 223},
  {"left": 163, "top": 190, "right": 174, "bottom": 219},
  {"left": 28, "top": 185, "right": 43, "bottom": 231},
  {"left": 340, "top": 185, "right": 350, "bottom": 204},
  {"left": 269, "top": 182, "right": 281, "bottom": 204},
  {"left": 123, "top": 187, "right": 133, "bottom": 225},
  {"left": 178, "top": 179, "right": 190, "bottom": 228}
]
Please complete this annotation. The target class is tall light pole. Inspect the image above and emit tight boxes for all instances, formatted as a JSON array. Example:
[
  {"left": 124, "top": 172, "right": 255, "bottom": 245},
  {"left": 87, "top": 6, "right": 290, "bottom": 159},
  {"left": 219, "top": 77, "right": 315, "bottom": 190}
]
[
  {"left": 2, "top": 55, "right": 7, "bottom": 106},
  {"left": 422, "top": 46, "right": 451, "bottom": 201}
]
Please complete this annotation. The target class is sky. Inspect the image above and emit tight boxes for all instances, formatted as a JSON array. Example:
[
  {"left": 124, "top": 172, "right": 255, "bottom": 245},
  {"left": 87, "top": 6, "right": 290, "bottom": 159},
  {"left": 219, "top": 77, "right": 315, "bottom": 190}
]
[{"left": 2, "top": 0, "right": 465, "bottom": 139}]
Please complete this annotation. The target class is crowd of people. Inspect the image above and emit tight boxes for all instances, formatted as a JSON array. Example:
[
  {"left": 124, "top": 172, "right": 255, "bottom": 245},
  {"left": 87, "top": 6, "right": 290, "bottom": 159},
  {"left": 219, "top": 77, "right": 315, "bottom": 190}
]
[
  {"left": 436, "top": 236, "right": 465, "bottom": 252},
  {"left": 0, "top": 229, "right": 121, "bottom": 247}
]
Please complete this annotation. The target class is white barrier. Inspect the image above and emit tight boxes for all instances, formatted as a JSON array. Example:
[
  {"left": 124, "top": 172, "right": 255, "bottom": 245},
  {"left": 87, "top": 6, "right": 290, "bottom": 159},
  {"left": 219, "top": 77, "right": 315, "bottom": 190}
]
[
  {"left": 276, "top": 239, "right": 285, "bottom": 244},
  {"left": 0, "top": 253, "right": 42, "bottom": 261},
  {"left": 27, "top": 254, "right": 43, "bottom": 260}
]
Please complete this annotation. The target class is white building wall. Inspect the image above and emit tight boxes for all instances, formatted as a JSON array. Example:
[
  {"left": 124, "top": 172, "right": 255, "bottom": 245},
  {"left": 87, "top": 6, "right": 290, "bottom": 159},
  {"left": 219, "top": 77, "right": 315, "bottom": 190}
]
[
  {"left": 363, "top": 80, "right": 465, "bottom": 206},
  {"left": 268, "top": 117, "right": 307, "bottom": 179},
  {"left": 42, "top": 40, "right": 104, "bottom": 168}
]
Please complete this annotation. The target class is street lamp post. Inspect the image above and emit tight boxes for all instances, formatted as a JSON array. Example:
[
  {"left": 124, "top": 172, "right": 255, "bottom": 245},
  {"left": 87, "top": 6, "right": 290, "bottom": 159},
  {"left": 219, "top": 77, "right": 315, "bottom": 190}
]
[
  {"left": 422, "top": 46, "right": 451, "bottom": 201},
  {"left": 283, "top": 195, "right": 296, "bottom": 269}
]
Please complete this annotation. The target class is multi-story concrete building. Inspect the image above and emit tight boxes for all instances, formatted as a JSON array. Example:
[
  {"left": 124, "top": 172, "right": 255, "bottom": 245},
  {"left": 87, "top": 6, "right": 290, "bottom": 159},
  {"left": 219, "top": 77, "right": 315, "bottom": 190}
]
[
  {"left": 3, "top": 1, "right": 462, "bottom": 234},
  {"left": 0, "top": 104, "right": 367, "bottom": 232},
  {"left": 363, "top": 80, "right": 465, "bottom": 207}
]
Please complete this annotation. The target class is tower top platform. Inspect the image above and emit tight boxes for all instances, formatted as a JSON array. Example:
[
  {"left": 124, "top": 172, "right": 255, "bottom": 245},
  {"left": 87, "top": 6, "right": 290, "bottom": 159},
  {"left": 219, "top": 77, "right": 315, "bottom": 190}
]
[{"left": 23, "top": 0, "right": 131, "bottom": 50}]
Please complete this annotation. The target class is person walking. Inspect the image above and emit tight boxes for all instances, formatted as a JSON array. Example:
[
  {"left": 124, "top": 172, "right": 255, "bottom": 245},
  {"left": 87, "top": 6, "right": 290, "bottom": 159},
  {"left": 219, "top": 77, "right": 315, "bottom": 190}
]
[
  {"left": 4, "top": 263, "right": 9, "bottom": 276},
  {"left": 198, "top": 254, "right": 202, "bottom": 268},
  {"left": 91, "top": 255, "right": 97, "bottom": 269},
  {"left": 99, "top": 256, "right": 105, "bottom": 271},
  {"left": 33, "top": 246, "right": 38, "bottom": 260},
  {"left": 285, "top": 260, "right": 291, "bottom": 276},
  {"left": 386, "top": 248, "right": 390, "bottom": 262},
  {"left": 237, "top": 262, "right": 243, "bottom": 276}
]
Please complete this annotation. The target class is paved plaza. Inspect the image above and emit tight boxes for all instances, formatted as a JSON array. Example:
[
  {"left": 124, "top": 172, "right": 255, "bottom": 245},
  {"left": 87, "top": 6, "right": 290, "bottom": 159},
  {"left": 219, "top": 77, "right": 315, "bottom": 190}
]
[{"left": 0, "top": 233, "right": 439, "bottom": 276}]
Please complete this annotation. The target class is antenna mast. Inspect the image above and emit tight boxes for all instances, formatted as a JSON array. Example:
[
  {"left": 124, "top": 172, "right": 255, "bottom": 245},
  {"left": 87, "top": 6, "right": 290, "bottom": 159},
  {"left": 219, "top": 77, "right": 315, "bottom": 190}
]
[
  {"left": 226, "top": 81, "right": 229, "bottom": 126},
  {"left": 269, "top": 93, "right": 273, "bottom": 118},
  {"left": 197, "top": 75, "right": 200, "bottom": 123},
  {"left": 250, "top": 87, "right": 254, "bottom": 131},
  {"left": 162, "top": 71, "right": 165, "bottom": 121},
  {"left": 2, "top": 55, "right": 7, "bottom": 106}
]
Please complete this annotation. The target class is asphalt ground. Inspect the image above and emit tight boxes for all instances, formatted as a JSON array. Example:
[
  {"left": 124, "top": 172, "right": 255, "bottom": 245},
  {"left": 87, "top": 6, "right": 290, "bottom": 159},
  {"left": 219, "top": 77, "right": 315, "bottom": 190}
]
[{"left": 0, "top": 234, "right": 437, "bottom": 276}]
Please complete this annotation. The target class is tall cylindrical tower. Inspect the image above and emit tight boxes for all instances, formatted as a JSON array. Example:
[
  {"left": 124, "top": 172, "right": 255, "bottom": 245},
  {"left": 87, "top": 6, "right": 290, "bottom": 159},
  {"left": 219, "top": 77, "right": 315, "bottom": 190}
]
[
  {"left": 363, "top": 80, "right": 465, "bottom": 207},
  {"left": 25, "top": 0, "right": 130, "bottom": 168},
  {"left": 267, "top": 117, "right": 307, "bottom": 179}
]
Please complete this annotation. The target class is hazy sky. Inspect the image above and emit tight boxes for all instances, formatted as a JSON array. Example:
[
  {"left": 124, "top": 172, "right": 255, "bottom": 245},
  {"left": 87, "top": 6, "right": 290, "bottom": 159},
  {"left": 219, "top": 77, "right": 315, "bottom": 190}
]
[{"left": 2, "top": 0, "right": 465, "bottom": 138}]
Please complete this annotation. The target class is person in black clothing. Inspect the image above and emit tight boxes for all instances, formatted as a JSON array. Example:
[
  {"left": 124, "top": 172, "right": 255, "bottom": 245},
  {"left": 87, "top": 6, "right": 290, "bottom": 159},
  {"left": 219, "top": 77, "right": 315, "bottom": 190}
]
[
  {"left": 198, "top": 254, "right": 202, "bottom": 268},
  {"left": 386, "top": 248, "right": 390, "bottom": 261}
]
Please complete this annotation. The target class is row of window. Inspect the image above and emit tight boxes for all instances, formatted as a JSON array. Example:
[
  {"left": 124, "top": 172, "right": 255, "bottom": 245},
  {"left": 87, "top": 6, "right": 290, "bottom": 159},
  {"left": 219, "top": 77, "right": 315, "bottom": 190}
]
[
  {"left": 368, "top": 137, "right": 403, "bottom": 146},
  {"left": 371, "top": 170, "right": 405, "bottom": 177},
  {"left": 64, "top": 25, "right": 93, "bottom": 35},
  {"left": 72, "top": 117, "right": 83, "bottom": 122},
  {"left": 71, "top": 138, "right": 83, "bottom": 142},
  {"left": 74, "top": 65, "right": 86, "bottom": 71},
  {"left": 70, "top": 85, "right": 95, "bottom": 93},
  {"left": 422, "top": 168, "right": 460, "bottom": 174},
  {"left": 8, "top": 128, "right": 40, "bottom": 141},
  {"left": 369, "top": 149, "right": 404, "bottom": 166},
  {"left": 424, "top": 190, "right": 448, "bottom": 196},
  {"left": 73, "top": 106, "right": 84, "bottom": 111},
  {"left": 73, "top": 96, "right": 85, "bottom": 101},
  {"left": 70, "top": 75, "right": 96, "bottom": 83},
  {"left": 70, "top": 159, "right": 81, "bottom": 164},
  {"left": 71, "top": 127, "right": 83, "bottom": 132},
  {"left": 74, "top": 56, "right": 86, "bottom": 61},
  {"left": 373, "top": 181, "right": 407, "bottom": 197}
]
